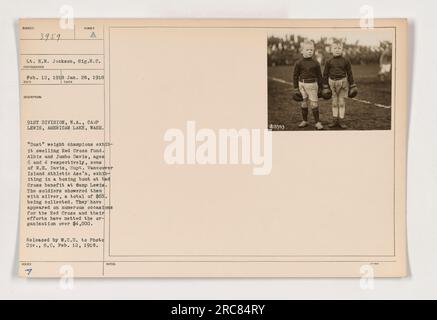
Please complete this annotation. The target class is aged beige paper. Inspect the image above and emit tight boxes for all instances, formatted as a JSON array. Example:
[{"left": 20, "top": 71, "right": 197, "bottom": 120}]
[{"left": 18, "top": 18, "right": 407, "bottom": 277}]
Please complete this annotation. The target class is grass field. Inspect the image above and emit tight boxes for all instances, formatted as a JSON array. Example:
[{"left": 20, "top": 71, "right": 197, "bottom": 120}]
[{"left": 268, "top": 64, "right": 392, "bottom": 131}]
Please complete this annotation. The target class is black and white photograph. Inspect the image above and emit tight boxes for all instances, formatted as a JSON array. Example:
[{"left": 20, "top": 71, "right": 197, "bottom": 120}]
[{"left": 268, "top": 29, "right": 393, "bottom": 131}]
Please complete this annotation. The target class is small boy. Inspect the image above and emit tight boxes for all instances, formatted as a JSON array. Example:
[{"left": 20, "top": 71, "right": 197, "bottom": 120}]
[
  {"left": 323, "top": 40, "right": 356, "bottom": 129},
  {"left": 293, "top": 40, "right": 323, "bottom": 130}
]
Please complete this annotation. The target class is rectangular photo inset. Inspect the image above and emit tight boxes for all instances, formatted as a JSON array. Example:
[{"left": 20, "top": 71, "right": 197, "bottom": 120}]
[{"left": 268, "top": 29, "right": 393, "bottom": 131}]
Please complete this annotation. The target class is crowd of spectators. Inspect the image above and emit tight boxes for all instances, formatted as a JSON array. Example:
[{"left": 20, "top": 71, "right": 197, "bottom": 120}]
[{"left": 267, "top": 34, "right": 392, "bottom": 67}]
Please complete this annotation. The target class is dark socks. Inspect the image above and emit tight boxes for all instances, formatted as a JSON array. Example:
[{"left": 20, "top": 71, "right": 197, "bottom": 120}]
[
  {"left": 301, "top": 107, "right": 308, "bottom": 121},
  {"left": 312, "top": 108, "right": 320, "bottom": 123}
]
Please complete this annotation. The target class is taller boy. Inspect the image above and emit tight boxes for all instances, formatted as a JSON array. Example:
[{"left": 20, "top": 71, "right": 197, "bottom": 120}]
[
  {"left": 293, "top": 40, "right": 323, "bottom": 130},
  {"left": 323, "top": 40, "right": 356, "bottom": 129}
]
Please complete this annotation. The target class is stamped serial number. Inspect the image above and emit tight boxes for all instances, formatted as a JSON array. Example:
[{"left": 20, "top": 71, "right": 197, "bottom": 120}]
[{"left": 269, "top": 123, "right": 285, "bottom": 130}]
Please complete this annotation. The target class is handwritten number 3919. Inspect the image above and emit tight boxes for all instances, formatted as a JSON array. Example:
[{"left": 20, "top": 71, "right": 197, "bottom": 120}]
[{"left": 40, "top": 33, "right": 61, "bottom": 41}]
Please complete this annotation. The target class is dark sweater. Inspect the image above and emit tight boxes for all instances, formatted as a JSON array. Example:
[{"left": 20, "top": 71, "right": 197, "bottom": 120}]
[
  {"left": 323, "top": 56, "right": 355, "bottom": 85},
  {"left": 293, "top": 57, "right": 323, "bottom": 89}
]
